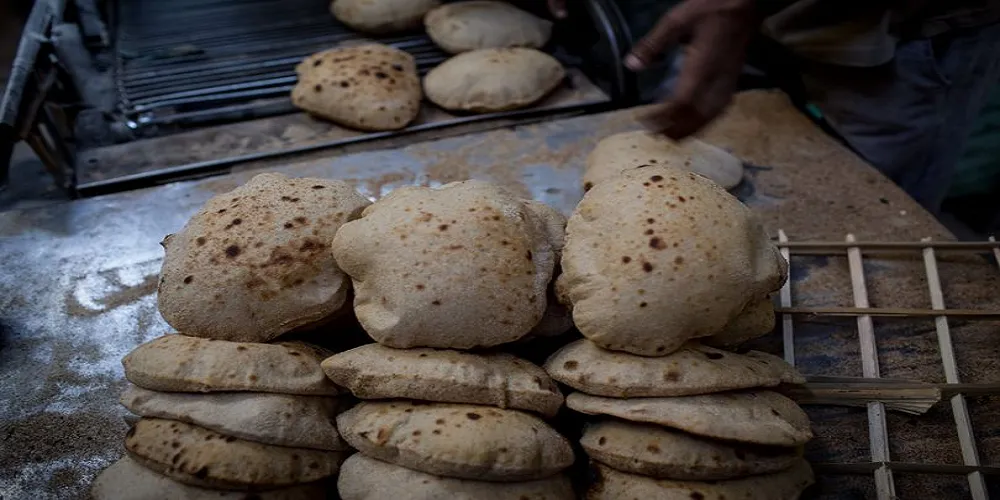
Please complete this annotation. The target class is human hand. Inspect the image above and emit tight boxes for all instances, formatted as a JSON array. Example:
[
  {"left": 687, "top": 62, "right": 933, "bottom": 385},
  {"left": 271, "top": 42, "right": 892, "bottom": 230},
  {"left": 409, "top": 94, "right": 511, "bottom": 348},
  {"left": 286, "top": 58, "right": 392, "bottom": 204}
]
[{"left": 626, "top": 0, "right": 758, "bottom": 139}]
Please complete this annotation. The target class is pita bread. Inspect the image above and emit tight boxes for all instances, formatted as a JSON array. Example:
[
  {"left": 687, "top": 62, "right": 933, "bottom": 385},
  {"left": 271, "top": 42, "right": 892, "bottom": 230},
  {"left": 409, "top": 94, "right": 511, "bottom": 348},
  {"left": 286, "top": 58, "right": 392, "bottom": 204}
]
[
  {"left": 425, "top": 1, "right": 553, "bottom": 54},
  {"left": 586, "top": 459, "right": 814, "bottom": 500},
  {"left": 292, "top": 45, "right": 422, "bottom": 131},
  {"left": 521, "top": 201, "right": 573, "bottom": 337},
  {"left": 557, "top": 166, "right": 787, "bottom": 356},
  {"left": 705, "top": 297, "right": 777, "bottom": 347},
  {"left": 157, "top": 173, "right": 370, "bottom": 342},
  {"left": 120, "top": 385, "right": 348, "bottom": 451},
  {"left": 122, "top": 335, "right": 339, "bottom": 396},
  {"left": 337, "top": 401, "right": 574, "bottom": 480},
  {"left": 125, "top": 418, "right": 345, "bottom": 491},
  {"left": 581, "top": 419, "right": 801, "bottom": 480},
  {"left": 566, "top": 391, "right": 812, "bottom": 447},
  {"left": 331, "top": 181, "right": 557, "bottom": 349},
  {"left": 321, "top": 344, "right": 563, "bottom": 417},
  {"left": 424, "top": 48, "right": 564, "bottom": 113},
  {"left": 544, "top": 339, "right": 803, "bottom": 398},
  {"left": 331, "top": 0, "right": 439, "bottom": 34},
  {"left": 338, "top": 454, "right": 575, "bottom": 500},
  {"left": 91, "top": 457, "right": 329, "bottom": 500},
  {"left": 583, "top": 131, "right": 744, "bottom": 191}
]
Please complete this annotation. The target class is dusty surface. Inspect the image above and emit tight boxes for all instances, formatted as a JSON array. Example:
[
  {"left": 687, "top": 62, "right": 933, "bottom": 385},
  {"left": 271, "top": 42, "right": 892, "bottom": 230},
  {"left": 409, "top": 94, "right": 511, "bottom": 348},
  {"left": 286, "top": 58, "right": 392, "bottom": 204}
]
[{"left": 2, "top": 90, "right": 999, "bottom": 499}]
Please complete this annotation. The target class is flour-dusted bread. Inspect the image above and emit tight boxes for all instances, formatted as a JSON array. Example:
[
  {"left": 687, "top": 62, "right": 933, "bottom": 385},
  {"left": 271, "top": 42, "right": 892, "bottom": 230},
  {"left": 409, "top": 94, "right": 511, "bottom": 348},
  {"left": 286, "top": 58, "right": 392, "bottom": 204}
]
[
  {"left": 292, "top": 44, "right": 421, "bottom": 131},
  {"left": 566, "top": 391, "right": 812, "bottom": 447},
  {"left": 322, "top": 344, "right": 563, "bottom": 416},
  {"left": 122, "top": 335, "right": 339, "bottom": 396},
  {"left": 583, "top": 131, "right": 744, "bottom": 191},
  {"left": 424, "top": 48, "right": 564, "bottom": 113},
  {"left": 705, "top": 297, "right": 777, "bottom": 347},
  {"left": 331, "top": 0, "right": 439, "bottom": 34},
  {"left": 586, "top": 459, "right": 814, "bottom": 500},
  {"left": 331, "top": 181, "right": 558, "bottom": 349},
  {"left": 91, "top": 457, "right": 328, "bottom": 499},
  {"left": 157, "top": 173, "right": 370, "bottom": 342},
  {"left": 581, "top": 420, "right": 802, "bottom": 480},
  {"left": 121, "top": 385, "right": 348, "bottom": 450},
  {"left": 338, "top": 454, "right": 575, "bottom": 500},
  {"left": 557, "top": 166, "right": 787, "bottom": 356},
  {"left": 337, "top": 401, "right": 574, "bottom": 481},
  {"left": 545, "top": 339, "right": 803, "bottom": 398},
  {"left": 125, "top": 418, "right": 345, "bottom": 491},
  {"left": 425, "top": 1, "right": 553, "bottom": 54}
]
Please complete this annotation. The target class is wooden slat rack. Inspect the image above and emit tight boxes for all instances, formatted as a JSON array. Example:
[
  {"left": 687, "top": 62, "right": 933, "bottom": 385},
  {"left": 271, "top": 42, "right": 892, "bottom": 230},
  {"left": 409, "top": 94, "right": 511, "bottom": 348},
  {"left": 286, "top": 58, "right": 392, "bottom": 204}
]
[{"left": 773, "top": 234, "right": 1000, "bottom": 500}]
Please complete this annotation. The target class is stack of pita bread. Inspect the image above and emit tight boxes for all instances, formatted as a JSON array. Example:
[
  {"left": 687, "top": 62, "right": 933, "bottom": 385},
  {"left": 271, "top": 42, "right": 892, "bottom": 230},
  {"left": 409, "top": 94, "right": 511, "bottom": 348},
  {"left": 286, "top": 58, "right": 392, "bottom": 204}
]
[
  {"left": 549, "top": 164, "right": 815, "bottom": 498},
  {"left": 92, "top": 173, "right": 370, "bottom": 498},
  {"left": 324, "top": 180, "right": 576, "bottom": 499}
]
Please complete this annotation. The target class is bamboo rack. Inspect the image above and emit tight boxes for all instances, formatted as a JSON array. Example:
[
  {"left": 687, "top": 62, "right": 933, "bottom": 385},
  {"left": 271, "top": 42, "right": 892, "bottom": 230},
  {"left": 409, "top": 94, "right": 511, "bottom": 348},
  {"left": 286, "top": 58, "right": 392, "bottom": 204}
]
[{"left": 774, "top": 233, "right": 1000, "bottom": 500}]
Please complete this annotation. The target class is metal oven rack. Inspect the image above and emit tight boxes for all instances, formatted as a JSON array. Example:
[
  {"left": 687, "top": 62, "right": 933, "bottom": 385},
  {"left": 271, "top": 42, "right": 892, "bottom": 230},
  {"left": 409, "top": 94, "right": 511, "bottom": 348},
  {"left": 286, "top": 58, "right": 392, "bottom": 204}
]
[{"left": 776, "top": 234, "right": 1000, "bottom": 499}]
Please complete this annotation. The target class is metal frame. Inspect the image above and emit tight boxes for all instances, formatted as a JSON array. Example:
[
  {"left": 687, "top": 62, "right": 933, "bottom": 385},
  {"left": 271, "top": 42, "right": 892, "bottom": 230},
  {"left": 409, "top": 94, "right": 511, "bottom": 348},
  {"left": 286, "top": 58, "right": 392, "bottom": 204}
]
[{"left": 775, "top": 235, "right": 1000, "bottom": 500}]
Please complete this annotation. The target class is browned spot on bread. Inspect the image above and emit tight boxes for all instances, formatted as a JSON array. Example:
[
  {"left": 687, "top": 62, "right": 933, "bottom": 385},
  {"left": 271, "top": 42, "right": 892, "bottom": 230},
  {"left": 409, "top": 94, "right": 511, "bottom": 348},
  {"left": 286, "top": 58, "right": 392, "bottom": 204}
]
[
  {"left": 691, "top": 493, "right": 705, "bottom": 500},
  {"left": 644, "top": 229, "right": 655, "bottom": 236},
  {"left": 431, "top": 300, "right": 441, "bottom": 305},
  {"left": 650, "top": 175, "right": 663, "bottom": 182},
  {"left": 312, "top": 185, "right": 325, "bottom": 189},
  {"left": 583, "top": 182, "right": 594, "bottom": 191},
  {"left": 563, "top": 360, "right": 578, "bottom": 370},
  {"left": 438, "top": 224, "right": 449, "bottom": 231},
  {"left": 639, "top": 302, "right": 648, "bottom": 308},
  {"left": 248, "top": 374, "right": 258, "bottom": 382},
  {"left": 647, "top": 444, "right": 661, "bottom": 454},
  {"left": 705, "top": 351, "right": 724, "bottom": 360},
  {"left": 466, "top": 412, "right": 481, "bottom": 420},
  {"left": 195, "top": 237, "right": 206, "bottom": 246},
  {"left": 415, "top": 284, "right": 425, "bottom": 290},
  {"left": 236, "top": 346, "right": 247, "bottom": 351},
  {"left": 649, "top": 237, "right": 666, "bottom": 249},
  {"left": 412, "top": 430, "right": 422, "bottom": 436},
  {"left": 642, "top": 262, "right": 654, "bottom": 272},
  {"left": 183, "top": 276, "right": 193, "bottom": 284},
  {"left": 435, "top": 419, "right": 445, "bottom": 425},
  {"left": 225, "top": 245, "right": 241, "bottom": 258},
  {"left": 622, "top": 256, "right": 632, "bottom": 264}
]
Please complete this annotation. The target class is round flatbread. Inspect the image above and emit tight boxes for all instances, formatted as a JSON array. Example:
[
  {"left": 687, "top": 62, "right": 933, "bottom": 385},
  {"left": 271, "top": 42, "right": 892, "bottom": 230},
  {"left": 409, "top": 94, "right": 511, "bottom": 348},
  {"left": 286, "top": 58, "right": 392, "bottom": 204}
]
[
  {"left": 544, "top": 339, "right": 803, "bottom": 398},
  {"left": 583, "top": 131, "right": 744, "bottom": 191},
  {"left": 566, "top": 391, "right": 813, "bottom": 447},
  {"left": 425, "top": 1, "right": 553, "bottom": 54},
  {"left": 586, "top": 459, "right": 814, "bottom": 500},
  {"left": 424, "top": 48, "right": 564, "bottom": 113},
  {"left": 331, "top": 0, "right": 439, "bottom": 34},
  {"left": 292, "top": 44, "right": 422, "bottom": 131},
  {"left": 331, "top": 181, "right": 557, "bottom": 349},
  {"left": 581, "top": 419, "right": 802, "bottom": 480},
  {"left": 91, "top": 457, "right": 329, "bottom": 499},
  {"left": 557, "top": 166, "right": 787, "bottom": 356},
  {"left": 120, "top": 385, "right": 348, "bottom": 450},
  {"left": 322, "top": 344, "right": 563, "bottom": 417},
  {"left": 705, "top": 297, "right": 777, "bottom": 347},
  {"left": 338, "top": 454, "right": 575, "bottom": 500},
  {"left": 337, "top": 401, "right": 574, "bottom": 481},
  {"left": 124, "top": 418, "right": 345, "bottom": 491},
  {"left": 122, "top": 335, "right": 339, "bottom": 396},
  {"left": 157, "top": 173, "right": 370, "bottom": 342}
]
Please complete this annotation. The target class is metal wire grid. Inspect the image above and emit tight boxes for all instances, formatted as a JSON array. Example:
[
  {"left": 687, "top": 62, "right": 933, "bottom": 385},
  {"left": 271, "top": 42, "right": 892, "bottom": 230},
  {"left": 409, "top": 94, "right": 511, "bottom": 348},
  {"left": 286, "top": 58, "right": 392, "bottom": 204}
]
[
  {"left": 113, "top": 0, "right": 452, "bottom": 124},
  {"left": 775, "top": 234, "right": 1000, "bottom": 500}
]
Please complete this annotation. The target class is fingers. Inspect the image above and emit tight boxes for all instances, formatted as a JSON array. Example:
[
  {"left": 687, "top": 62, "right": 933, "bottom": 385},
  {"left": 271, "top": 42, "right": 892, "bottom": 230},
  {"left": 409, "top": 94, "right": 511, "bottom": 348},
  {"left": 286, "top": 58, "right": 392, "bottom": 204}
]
[
  {"left": 625, "top": 2, "right": 699, "bottom": 71},
  {"left": 641, "top": 22, "right": 745, "bottom": 138},
  {"left": 547, "top": 0, "right": 567, "bottom": 19}
]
